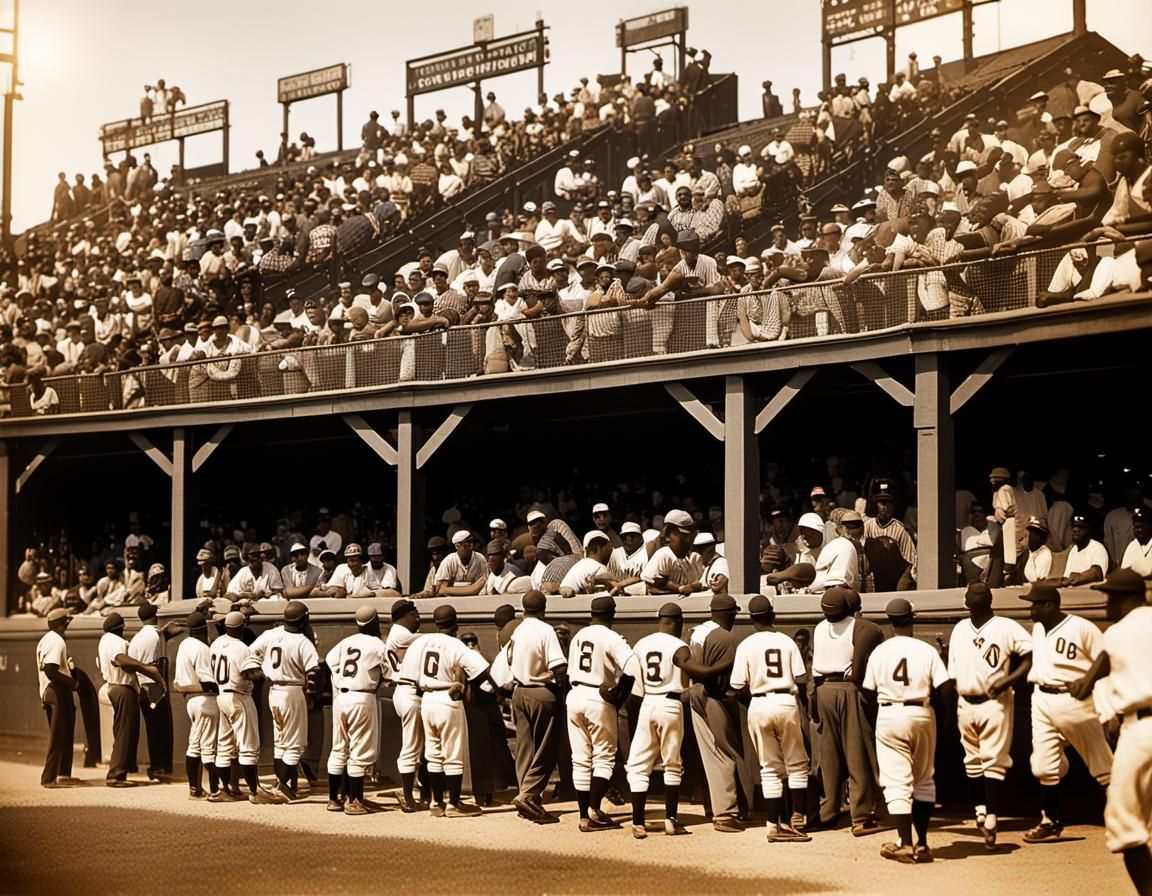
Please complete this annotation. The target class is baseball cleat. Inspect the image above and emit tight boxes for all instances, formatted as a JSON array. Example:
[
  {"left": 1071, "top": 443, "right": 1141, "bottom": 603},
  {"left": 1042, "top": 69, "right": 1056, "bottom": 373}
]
[
  {"left": 851, "top": 818, "right": 890, "bottom": 837},
  {"left": 188, "top": 789, "right": 208, "bottom": 800},
  {"left": 430, "top": 804, "right": 446, "bottom": 817},
  {"left": 632, "top": 824, "right": 648, "bottom": 840},
  {"left": 208, "top": 789, "right": 242, "bottom": 803},
  {"left": 57, "top": 777, "right": 85, "bottom": 786},
  {"left": 326, "top": 799, "right": 345, "bottom": 812},
  {"left": 360, "top": 797, "right": 388, "bottom": 813},
  {"left": 790, "top": 812, "right": 807, "bottom": 832},
  {"left": 980, "top": 825, "right": 997, "bottom": 850},
  {"left": 445, "top": 802, "right": 483, "bottom": 817},
  {"left": 1023, "top": 821, "right": 1063, "bottom": 842},
  {"left": 579, "top": 816, "right": 617, "bottom": 832},
  {"left": 767, "top": 825, "right": 811, "bottom": 843},
  {"left": 880, "top": 842, "right": 918, "bottom": 864},
  {"left": 664, "top": 818, "right": 690, "bottom": 836},
  {"left": 913, "top": 845, "right": 934, "bottom": 863},
  {"left": 713, "top": 816, "right": 745, "bottom": 833},
  {"left": 106, "top": 780, "right": 138, "bottom": 788},
  {"left": 250, "top": 788, "right": 288, "bottom": 805},
  {"left": 395, "top": 795, "right": 419, "bottom": 813},
  {"left": 605, "top": 786, "right": 627, "bottom": 806},
  {"left": 344, "top": 799, "right": 370, "bottom": 816}
]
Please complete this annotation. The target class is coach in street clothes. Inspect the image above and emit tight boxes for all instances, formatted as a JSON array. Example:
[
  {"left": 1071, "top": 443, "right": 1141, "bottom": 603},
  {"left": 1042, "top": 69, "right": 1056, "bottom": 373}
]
[{"left": 36, "top": 608, "right": 80, "bottom": 788}]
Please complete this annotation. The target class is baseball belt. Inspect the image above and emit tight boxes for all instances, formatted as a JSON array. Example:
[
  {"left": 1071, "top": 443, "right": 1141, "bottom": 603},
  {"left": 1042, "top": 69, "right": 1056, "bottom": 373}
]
[
  {"left": 960, "top": 694, "right": 990, "bottom": 704},
  {"left": 1037, "top": 685, "right": 1066, "bottom": 695},
  {"left": 1130, "top": 707, "right": 1152, "bottom": 721},
  {"left": 880, "top": 699, "right": 927, "bottom": 707},
  {"left": 339, "top": 688, "right": 376, "bottom": 694},
  {"left": 752, "top": 689, "right": 793, "bottom": 696},
  {"left": 816, "top": 673, "right": 847, "bottom": 682}
]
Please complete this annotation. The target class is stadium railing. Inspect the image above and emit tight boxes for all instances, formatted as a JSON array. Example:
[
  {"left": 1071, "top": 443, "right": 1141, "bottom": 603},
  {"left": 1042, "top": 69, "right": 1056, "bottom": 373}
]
[{"left": 7, "top": 237, "right": 1144, "bottom": 419}]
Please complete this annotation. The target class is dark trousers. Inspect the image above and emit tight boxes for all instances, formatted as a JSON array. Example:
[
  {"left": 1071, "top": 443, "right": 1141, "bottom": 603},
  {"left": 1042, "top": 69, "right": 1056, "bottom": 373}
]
[
  {"left": 107, "top": 684, "right": 141, "bottom": 782},
  {"left": 74, "top": 668, "right": 101, "bottom": 766},
  {"left": 815, "top": 681, "right": 881, "bottom": 823},
  {"left": 42, "top": 684, "right": 75, "bottom": 785},
  {"left": 512, "top": 686, "right": 560, "bottom": 799},
  {"left": 140, "top": 691, "right": 173, "bottom": 775}
]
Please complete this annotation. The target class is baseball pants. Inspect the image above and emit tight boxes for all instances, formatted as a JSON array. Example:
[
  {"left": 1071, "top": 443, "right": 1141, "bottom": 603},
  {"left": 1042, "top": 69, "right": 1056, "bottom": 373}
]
[
  {"left": 393, "top": 684, "right": 424, "bottom": 774},
  {"left": 140, "top": 691, "right": 173, "bottom": 775},
  {"left": 748, "top": 695, "right": 809, "bottom": 798},
  {"left": 107, "top": 684, "right": 141, "bottom": 782},
  {"left": 1030, "top": 690, "right": 1113, "bottom": 787},
  {"left": 41, "top": 683, "right": 76, "bottom": 785},
  {"left": 1106, "top": 717, "right": 1152, "bottom": 853},
  {"left": 875, "top": 706, "right": 937, "bottom": 816},
  {"left": 328, "top": 692, "right": 378, "bottom": 777},
  {"left": 815, "top": 681, "right": 881, "bottom": 823},
  {"left": 422, "top": 697, "right": 468, "bottom": 776},
  {"left": 216, "top": 692, "right": 259, "bottom": 766},
  {"left": 957, "top": 693, "right": 1014, "bottom": 780},
  {"left": 269, "top": 684, "right": 308, "bottom": 765},
  {"left": 184, "top": 694, "right": 219, "bottom": 760},
  {"left": 625, "top": 695, "right": 684, "bottom": 792},
  {"left": 512, "top": 685, "right": 560, "bottom": 799},
  {"left": 566, "top": 685, "right": 618, "bottom": 790},
  {"left": 688, "top": 687, "right": 746, "bottom": 819}
]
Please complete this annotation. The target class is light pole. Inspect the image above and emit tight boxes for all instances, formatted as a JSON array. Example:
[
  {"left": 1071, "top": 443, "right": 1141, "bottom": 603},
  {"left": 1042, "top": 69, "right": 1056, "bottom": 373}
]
[{"left": 1, "top": 0, "right": 22, "bottom": 244}]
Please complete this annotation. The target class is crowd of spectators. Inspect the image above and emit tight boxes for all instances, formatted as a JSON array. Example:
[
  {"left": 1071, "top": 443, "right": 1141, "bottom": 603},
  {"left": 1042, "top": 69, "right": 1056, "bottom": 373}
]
[{"left": 12, "top": 454, "right": 1152, "bottom": 616}]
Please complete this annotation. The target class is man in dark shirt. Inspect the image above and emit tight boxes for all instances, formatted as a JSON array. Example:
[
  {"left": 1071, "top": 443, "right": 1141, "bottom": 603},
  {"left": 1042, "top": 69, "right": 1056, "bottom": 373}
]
[{"left": 153, "top": 269, "right": 185, "bottom": 328}]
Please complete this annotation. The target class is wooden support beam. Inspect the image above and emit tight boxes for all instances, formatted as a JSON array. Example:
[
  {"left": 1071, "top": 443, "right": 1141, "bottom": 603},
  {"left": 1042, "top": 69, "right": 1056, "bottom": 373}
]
[
  {"left": 15, "top": 437, "right": 61, "bottom": 494},
  {"left": 724, "top": 376, "right": 760, "bottom": 594},
  {"left": 127, "top": 431, "right": 173, "bottom": 478},
  {"left": 950, "top": 347, "right": 1013, "bottom": 415},
  {"left": 914, "top": 353, "right": 955, "bottom": 589},
  {"left": 754, "top": 369, "right": 815, "bottom": 434},
  {"left": 191, "top": 423, "right": 234, "bottom": 473},
  {"left": 171, "top": 429, "right": 187, "bottom": 602},
  {"left": 851, "top": 361, "right": 914, "bottom": 407},
  {"left": 416, "top": 403, "right": 473, "bottom": 470},
  {"left": 664, "top": 382, "right": 724, "bottom": 441},
  {"left": 343, "top": 413, "right": 398, "bottom": 466},
  {"left": 0, "top": 441, "right": 9, "bottom": 611},
  {"left": 396, "top": 411, "right": 424, "bottom": 594}
]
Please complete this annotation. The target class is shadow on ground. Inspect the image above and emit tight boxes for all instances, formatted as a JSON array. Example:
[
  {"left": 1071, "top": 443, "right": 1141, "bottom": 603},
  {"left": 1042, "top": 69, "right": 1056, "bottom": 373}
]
[{"left": 0, "top": 806, "right": 833, "bottom": 896}]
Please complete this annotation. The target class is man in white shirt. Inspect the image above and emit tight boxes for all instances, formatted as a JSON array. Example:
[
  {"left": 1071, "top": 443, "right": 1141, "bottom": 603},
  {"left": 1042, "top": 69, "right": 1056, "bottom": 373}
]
[
  {"left": 639, "top": 510, "right": 703, "bottom": 595},
  {"left": 227, "top": 546, "right": 285, "bottom": 600},
  {"left": 385, "top": 599, "right": 426, "bottom": 811},
  {"left": 609, "top": 522, "right": 649, "bottom": 580},
  {"left": 36, "top": 608, "right": 78, "bottom": 788},
  {"left": 732, "top": 146, "right": 760, "bottom": 194},
  {"left": 329, "top": 543, "right": 374, "bottom": 599},
  {"left": 1059, "top": 514, "right": 1110, "bottom": 587},
  {"left": 173, "top": 610, "right": 219, "bottom": 799},
  {"left": 128, "top": 603, "right": 173, "bottom": 781},
  {"left": 490, "top": 590, "right": 568, "bottom": 824},
  {"left": 98, "top": 612, "right": 163, "bottom": 786},
  {"left": 559, "top": 532, "right": 615, "bottom": 596},
  {"left": 432, "top": 530, "right": 487, "bottom": 597},
  {"left": 1020, "top": 516, "right": 1054, "bottom": 584},
  {"left": 811, "top": 511, "right": 862, "bottom": 591},
  {"left": 364, "top": 543, "right": 402, "bottom": 594},
  {"left": 281, "top": 543, "right": 322, "bottom": 599},
  {"left": 483, "top": 540, "right": 521, "bottom": 595},
  {"left": 761, "top": 128, "right": 795, "bottom": 165},
  {"left": 1120, "top": 506, "right": 1152, "bottom": 576}
]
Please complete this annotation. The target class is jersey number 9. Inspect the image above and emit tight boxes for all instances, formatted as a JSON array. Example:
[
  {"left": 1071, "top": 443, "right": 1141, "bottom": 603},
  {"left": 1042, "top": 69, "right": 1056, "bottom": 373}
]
[{"left": 764, "top": 648, "right": 782, "bottom": 679}]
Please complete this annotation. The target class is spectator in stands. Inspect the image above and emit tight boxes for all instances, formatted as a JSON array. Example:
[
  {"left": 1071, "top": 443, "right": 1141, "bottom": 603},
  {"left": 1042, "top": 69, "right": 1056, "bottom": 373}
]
[{"left": 762, "top": 81, "right": 783, "bottom": 119}]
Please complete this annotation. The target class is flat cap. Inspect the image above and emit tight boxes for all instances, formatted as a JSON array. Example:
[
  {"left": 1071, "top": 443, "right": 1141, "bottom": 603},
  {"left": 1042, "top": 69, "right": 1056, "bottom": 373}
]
[{"left": 451, "top": 530, "right": 472, "bottom": 545}]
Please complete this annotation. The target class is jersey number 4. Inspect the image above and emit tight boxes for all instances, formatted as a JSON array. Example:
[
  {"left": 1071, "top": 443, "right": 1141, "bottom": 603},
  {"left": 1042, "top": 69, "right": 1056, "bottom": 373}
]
[{"left": 893, "top": 658, "right": 910, "bottom": 685}]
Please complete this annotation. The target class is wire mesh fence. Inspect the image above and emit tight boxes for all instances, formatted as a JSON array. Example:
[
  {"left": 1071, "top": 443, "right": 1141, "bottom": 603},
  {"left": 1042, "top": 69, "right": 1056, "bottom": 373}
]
[{"left": 5, "top": 239, "right": 1145, "bottom": 419}]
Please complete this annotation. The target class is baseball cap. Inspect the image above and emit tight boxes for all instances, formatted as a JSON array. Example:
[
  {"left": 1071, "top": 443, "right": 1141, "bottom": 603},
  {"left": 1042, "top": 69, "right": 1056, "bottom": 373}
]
[
  {"left": 989, "top": 466, "right": 1011, "bottom": 479},
  {"left": 664, "top": 509, "right": 695, "bottom": 529},
  {"left": 489, "top": 518, "right": 507, "bottom": 530},
  {"left": 196, "top": 547, "right": 213, "bottom": 562},
  {"left": 283, "top": 601, "right": 308, "bottom": 622},
  {"left": 1020, "top": 583, "right": 1061, "bottom": 603},
  {"left": 451, "top": 530, "right": 473, "bottom": 545},
  {"left": 319, "top": 549, "right": 337, "bottom": 561},
  {"left": 186, "top": 611, "right": 207, "bottom": 631},
  {"left": 103, "top": 612, "right": 125, "bottom": 632},
  {"left": 427, "top": 536, "right": 448, "bottom": 549},
  {"left": 1134, "top": 507, "right": 1151, "bottom": 524},
  {"left": 390, "top": 599, "right": 417, "bottom": 620},
  {"left": 1092, "top": 568, "right": 1147, "bottom": 595},
  {"left": 1025, "top": 516, "right": 1048, "bottom": 533},
  {"left": 1070, "top": 514, "right": 1089, "bottom": 527},
  {"left": 592, "top": 502, "right": 610, "bottom": 514},
  {"left": 289, "top": 543, "right": 308, "bottom": 554},
  {"left": 840, "top": 511, "right": 863, "bottom": 525},
  {"left": 620, "top": 522, "right": 642, "bottom": 535},
  {"left": 46, "top": 608, "right": 71, "bottom": 625},
  {"left": 748, "top": 594, "right": 775, "bottom": 616},
  {"left": 522, "top": 591, "right": 547, "bottom": 612},
  {"left": 693, "top": 532, "right": 716, "bottom": 546},
  {"left": 355, "top": 606, "right": 379, "bottom": 627},
  {"left": 224, "top": 611, "right": 246, "bottom": 629},
  {"left": 709, "top": 594, "right": 739, "bottom": 612},
  {"left": 526, "top": 510, "right": 546, "bottom": 523},
  {"left": 148, "top": 563, "right": 165, "bottom": 578},
  {"left": 485, "top": 539, "right": 507, "bottom": 556},
  {"left": 433, "top": 605, "right": 457, "bottom": 627},
  {"left": 885, "top": 597, "right": 915, "bottom": 618},
  {"left": 658, "top": 603, "right": 683, "bottom": 619},
  {"left": 798, "top": 512, "right": 824, "bottom": 531},
  {"left": 820, "top": 587, "right": 850, "bottom": 615},
  {"left": 582, "top": 530, "right": 610, "bottom": 549},
  {"left": 590, "top": 595, "right": 617, "bottom": 615},
  {"left": 223, "top": 545, "right": 241, "bottom": 560},
  {"left": 344, "top": 543, "right": 363, "bottom": 557}
]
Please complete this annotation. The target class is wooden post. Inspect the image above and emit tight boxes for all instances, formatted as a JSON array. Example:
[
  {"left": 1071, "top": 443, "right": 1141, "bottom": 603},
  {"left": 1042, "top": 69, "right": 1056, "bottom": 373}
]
[
  {"left": 914, "top": 353, "right": 955, "bottom": 589},
  {"left": 396, "top": 411, "right": 425, "bottom": 595},
  {"left": 0, "top": 440, "right": 9, "bottom": 614},
  {"left": 336, "top": 90, "right": 344, "bottom": 151},
  {"left": 1072, "top": 0, "right": 1087, "bottom": 36},
  {"left": 962, "top": 0, "right": 975, "bottom": 72},
  {"left": 170, "top": 429, "right": 186, "bottom": 601},
  {"left": 723, "top": 376, "right": 760, "bottom": 595}
]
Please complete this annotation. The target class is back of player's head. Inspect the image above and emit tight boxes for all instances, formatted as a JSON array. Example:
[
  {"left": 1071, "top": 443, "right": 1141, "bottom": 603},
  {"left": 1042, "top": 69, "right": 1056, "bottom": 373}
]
[
  {"left": 102, "top": 612, "right": 125, "bottom": 633},
  {"left": 137, "top": 603, "right": 157, "bottom": 622},
  {"left": 885, "top": 597, "right": 915, "bottom": 626},
  {"left": 284, "top": 600, "right": 309, "bottom": 624},
  {"left": 186, "top": 611, "right": 207, "bottom": 632},
  {"left": 493, "top": 604, "right": 517, "bottom": 629},
  {"left": 224, "top": 611, "right": 246, "bottom": 631},
  {"left": 522, "top": 590, "right": 547, "bottom": 615},
  {"left": 590, "top": 595, "right": 616, "bottom": 619},
  {"left": 964, "top": 582, "right": 992, "bottom": 609},
  {"left": 820, "top": 587, "right": 850, "bottom": 620},
  {"left": 748, "top": 594, "right": 775, "bottom": 622},
  {"left": 390, "top": 599, "right": 417, "bottom": 621},
  {"left": 355, "top": 606, "right": 379, "bottom": 628},
  {"left": 433, "top": 605, "right": 458, "bottom": 629}
]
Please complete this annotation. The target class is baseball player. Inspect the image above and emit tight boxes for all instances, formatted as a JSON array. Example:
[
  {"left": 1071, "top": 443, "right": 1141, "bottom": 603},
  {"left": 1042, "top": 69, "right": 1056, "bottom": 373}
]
[
  {"left": 173, "top": 611, "right": 220, "bottom": 799},
  {"left": 400, "top": 605, "right": 490, "bottom": 817},
  {"left": 862, "top": 598, "right": 952, "bottom": 864},
  {"left": 625, "top": 603, "right": 691, "bottom": 839},
  {"left": 97, "top": 612, "right": 164, "bottom": 787},
  {"left": 1074, "top": 569, "right": 1152, "bottom": 895},
  {"left": 384, "top": 598, "right": 426, "bottom": 811},
  {"left": 326, "top": 605, "right": 390, "bottom": 816},
  {"left": 36, "top": 608, "right": 78, "bottom": 788},
  {"left": 248, "top": 601, "right": 320, "bottom": 800},
  {"left": 565, "top": 595, "right": 638, "bottom": 831},
  {"left": 729, "top": 594, "right": 811, "bottom": 842},
  {"left": 1020, "top": 582, "right": 1112, "bottom": 842},
  {"left": 210, "top": 611, "right": 285, "bottom": 804},
  {"left": 946, "top": 582, "right": 1032, "bottom": 848}
]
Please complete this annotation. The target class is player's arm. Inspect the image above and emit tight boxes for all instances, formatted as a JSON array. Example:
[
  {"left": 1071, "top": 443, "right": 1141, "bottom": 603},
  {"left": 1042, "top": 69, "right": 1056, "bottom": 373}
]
[
  {"left": 114, "top": 653, "right": 164, "bottom": 685},
  {"left": 763, "top": 562, "right": 816, "bottom": 587},
  {"left": 601, "top": 644, "right": 639, "bottom": 706},
  {"left": 609, "top": 575, "right": 640, "bottom": 596},
  {"left": 41, "top": 662, "right": 78, "bottom": 690},
  {"left": 1067, "top": 651, "right": 1110, "bottom": 702},
  {"left": 987, "top": 652, "right": 1032, "bottom": 696},
  {"left": 439, "top": 576, "right": 486, "bottom": 596}
]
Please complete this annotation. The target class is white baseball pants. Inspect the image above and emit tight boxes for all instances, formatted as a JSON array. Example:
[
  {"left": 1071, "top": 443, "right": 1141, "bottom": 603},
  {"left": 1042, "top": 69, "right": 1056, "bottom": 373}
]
[
  {"left": 1106, "top": 716, "right": 1152, "bottom": 852},
  {"left": 748, "top": 694, "right": 809, "bottom": 798},
  {"left": 269, "top": 684, "right": 308, "bottom": 765},
  {"left": 1029, "top": 690, "right": 1113, "bottom": 787},
  {"left": 328, "top": 692, "right": 379, "bottom": 777},
  {"left": 184, "top": 694, "right": 219, "bottom": 760},
  {"left": 566, "top": 685, "right": 618, "bottom": 790},
  {"left": 625, "top": 695, "right": 684, "bottom": 792},
  {"left": 875, "top": 705, "right": 937, "bottom": 816},
  {"left": 957, "top": 693, "right": 1014, "bottom": 780},
  {"left": 216, "top": 692, "right": 259, "bottom": 766},
  {"left": 393, "top": 684, "right": 424, "bottom": 774},
  {"left": 422, "top": 697, "right": 467, "bottom": 776}
]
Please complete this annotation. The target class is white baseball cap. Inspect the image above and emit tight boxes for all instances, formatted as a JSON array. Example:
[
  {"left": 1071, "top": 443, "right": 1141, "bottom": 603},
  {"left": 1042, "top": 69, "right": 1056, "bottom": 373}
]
[
  {"left": 582, "top": 531, "right": 610, "bottom": 549},
  {"left": 592, "top": 502, "right": 610, "bottom": 514},
  {"left": 642, "top": 528, "right": 661, "bottom": 544},
  {"left": 526, "top": 510, "right": 546, "bottom": 523},
  {"left": 620, "top": 522, "right": 642, "bottom": 535},
  {"left": 798, "top": 512, "right": 825, "bottom": 531},
  {"left": 664, "top": 509, "right": 695, "bottom": 528},
  {"left": 489, "top": 518, "right": 507, "bottom": 530},
  {"left": 451, "top": 530, "right": 473, "bottom": 545},
  {"left": 289, "top": 543, "right": 308, "bottom": 553},
  {"left": 955, "top": 160, "right": 978, "bottom": 174},
  {"left": 693, "top": 532, "right": 716, "bottom": 546}
]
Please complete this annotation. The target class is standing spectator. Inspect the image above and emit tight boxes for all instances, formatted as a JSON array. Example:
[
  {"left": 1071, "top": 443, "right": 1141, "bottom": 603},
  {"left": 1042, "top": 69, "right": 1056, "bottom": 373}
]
[
  {"left": 763, "top": 81, "right": 783, "bottom": 119},
  {"left": 51, "top": 173, "right": 74, "bottom": 222}
]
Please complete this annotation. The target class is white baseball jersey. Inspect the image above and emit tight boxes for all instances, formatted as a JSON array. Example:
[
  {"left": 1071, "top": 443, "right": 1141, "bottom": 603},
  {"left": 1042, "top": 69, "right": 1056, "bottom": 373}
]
[
  {"left": 500, "top": 616, "right": 565, "bottom": 686},
  {"left": 128, "top": 624, "right": 163, "bottom": 687},
  {"left": 384, "top": 624, "right": 420, "bottom": 681},
  {"left": 484, "top": 566, "right": 519, "bottom": 594},
  {"left": 1027, "top": 614, "right": 1102, "bottom": 687},
  {"left": 400, "top": 633, "right": 488, "bottom": 700},
  {"left": 1064, "top": 540, "right": 1109, "bottom": 578},
  {"left": 610, "top": 544, "right": 648, "bottom": 577},
  {"left": 97, "top": 631, "right": 136, "bottom": 688},
  {"left": 435, "top": 552, "right": 486, "bottom": 585},
  {"left": 632, "top": 632, "right": 690, "bottom": 696},
  {"left": 326, "top": 633, "right": 389, "bottom": 692},
  {"left": 174, "top": 637, "right": 213, "bottom": 691},
  {"left": 209, "top": 634, "right": 255, "bottom": 695},
  {"left": 730, "top": 630, "right": 807, "bottom": 695},
  {"left": 947, "top": 616, "right": 1032, "bottom": 697},
  {"left": 328, "top": 563, "right": 374, "bottom": 597},
  {"left": 364, "top": 561, "right": 400, "bottom": 591},
  {"left": 36, "top": 630, "right": 71, "bottom": 699},
  {"left": 1099, "top": 605, "right": 1152, "bottom": 716},
  {"left": 228, "top": 564, "right": 285, "bottom": 596},
  {"left": 249, "top": 627, "right": 319, "bottom": 685},
  {"left": 641, "top": 546, "right": 703, "bottom": 587},
  {"left": 863, "top": 635, "right": 949, "bottom": 703},
  {"left": 560, "top": 558, "right": 608, "bottom": 593},
  {"left": 811, "top": 617, "right": 856, "bottom": 676},
  {"left": 280, "top": 563, "right": 322, "bottom": 592},
  {"left": 567, "top": 624, "right": 634, "bottom": 688},
  {"left": 701, "top": 556, "right": 730, "bottom": 590}
]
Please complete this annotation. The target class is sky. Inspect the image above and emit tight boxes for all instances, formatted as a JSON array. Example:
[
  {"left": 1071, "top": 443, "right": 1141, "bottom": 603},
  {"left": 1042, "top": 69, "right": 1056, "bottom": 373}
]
[{"left": 1, "top": 0, "right": 1150, "bottom": 231}]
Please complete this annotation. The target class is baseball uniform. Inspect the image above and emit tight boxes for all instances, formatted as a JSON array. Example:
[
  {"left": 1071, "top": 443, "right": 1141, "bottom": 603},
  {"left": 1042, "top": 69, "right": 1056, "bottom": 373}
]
[
  {"left": 36, "top": 628, "right": 74, "bottom": 786},
  {"left": 249, "top": 627, "right": 319, "bottom": 767},
  {"left": 862, "top": 636, "right": 950, "bottom": 816},
  {"left": 625, "top": 632, "right": 689, "bottom": 793},
  {"left": 210, "top": 634, "right": 259, "bottom": 767},
  {"left": 1097, "top": 605, "right": 1152, "bottom": 852},
  {"left": 326, "top": 632, "right": 388, "bottom": 777},
  {"left": 401, "top": 634, "right": 488, "bottom": 777},
  {"left": 129, "top": 622, "right": 172, "bottom": 778},
  {"left": 947, "top": 616, "right": 1032, "bottom": 780},
  {"left": 1028, "top": 614, "right": 1113, "bottom": 786},
  {"left": 730, "top": 630, "right": 809, "bottom": 799},
  {"left": 98, "top": 629, "right": 141, "bottom": 783},
  {"left": 228, "top": 564, "right": 284, "bottom": 598},
  {"left": 385, "top": 625, "right": 423, "bottom": 775},
  {"left": 565, "top": 624, "right": 636, "bottom": 790},
  {"left": 174, "top": 636, "right": 218, "bottom": 765}
]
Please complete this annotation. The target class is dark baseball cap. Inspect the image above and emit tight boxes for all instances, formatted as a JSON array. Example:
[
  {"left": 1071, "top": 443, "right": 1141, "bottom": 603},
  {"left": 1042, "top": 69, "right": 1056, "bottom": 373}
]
[
  {"left": 1092, "top": 568, "right": 1147, "bottom": 596},
  {"left": 710, "top": 594, "right": 739, "bottom": 612},
  {"left": 102, "top": 612, "right": 124, "bottom": 632},
  {"left": 658, "top": 603, "right": 683, "bottom": 619},
  {"left": 590, "top": 595, "right": 617, "bottom": 615},
  {"left": 1020, "top": 583, "right": 1061, "bottom": 603},
  {"left": 748, "top": 594, "right": 774, "bottom": 616},
  {"left": 522, "top": 591, "right": 547, "bottom": 612},
  {"left": 390, "top": 599, "right": 417, "bottom": 620},
  {"left": 433, "top": 605, "right": 457, "bottom": 627},
  {"left": 885, "top": 597, "right": 915, "bottom": 618}
]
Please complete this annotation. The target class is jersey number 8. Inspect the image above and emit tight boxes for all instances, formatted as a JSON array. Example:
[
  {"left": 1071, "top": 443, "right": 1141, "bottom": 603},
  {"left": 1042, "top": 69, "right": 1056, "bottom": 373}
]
[
  {"left": 578, "top": 641, "right": 594, "bottom": 673},
  {"left": 1054, "top": 637, "right": 1078, "bottom": 661},
  {"left": 342, "top": 647, "right": 361, "bottom": 678}
]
